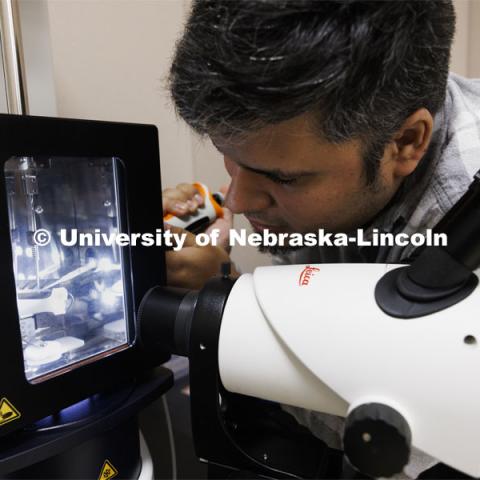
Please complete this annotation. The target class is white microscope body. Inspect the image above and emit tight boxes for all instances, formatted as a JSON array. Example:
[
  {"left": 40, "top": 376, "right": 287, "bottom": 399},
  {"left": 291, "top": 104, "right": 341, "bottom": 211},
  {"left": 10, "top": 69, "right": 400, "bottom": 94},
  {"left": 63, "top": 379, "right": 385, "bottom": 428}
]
[{"left": 218, "top": 263, "right": 480, "bottom": 477}]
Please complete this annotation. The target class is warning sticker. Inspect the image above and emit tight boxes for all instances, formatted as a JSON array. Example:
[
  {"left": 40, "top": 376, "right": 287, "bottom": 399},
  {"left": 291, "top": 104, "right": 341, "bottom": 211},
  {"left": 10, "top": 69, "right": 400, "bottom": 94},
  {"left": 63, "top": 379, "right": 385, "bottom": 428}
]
[
  {"left": 98, "top": 459, "right": 118, "bottom": 480},
  {"left": 0, "top": 398, "right": 21, "bottom": 427}
]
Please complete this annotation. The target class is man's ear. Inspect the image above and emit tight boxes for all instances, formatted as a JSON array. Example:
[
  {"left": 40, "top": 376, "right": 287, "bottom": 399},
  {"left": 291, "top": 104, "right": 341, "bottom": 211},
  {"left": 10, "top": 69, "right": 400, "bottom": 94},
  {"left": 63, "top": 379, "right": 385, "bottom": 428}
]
[{"left": 391, "top": 108, "right": 433, "bottom": 178}]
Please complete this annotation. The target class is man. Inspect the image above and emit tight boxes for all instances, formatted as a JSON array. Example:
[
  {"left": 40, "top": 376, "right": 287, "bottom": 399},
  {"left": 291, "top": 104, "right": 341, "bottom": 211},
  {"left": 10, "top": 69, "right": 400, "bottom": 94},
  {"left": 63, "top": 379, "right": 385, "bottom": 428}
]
[{"left": 163, "top": 1, "right": 480, "bottom": 477}]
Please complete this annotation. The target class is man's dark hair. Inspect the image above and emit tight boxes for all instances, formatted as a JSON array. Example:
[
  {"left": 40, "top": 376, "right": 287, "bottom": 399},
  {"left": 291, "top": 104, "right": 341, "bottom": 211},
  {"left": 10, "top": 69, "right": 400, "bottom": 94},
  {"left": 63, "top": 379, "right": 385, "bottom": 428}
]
[{"left": 169, "top": 0, "right": 456, "bottom": 185}]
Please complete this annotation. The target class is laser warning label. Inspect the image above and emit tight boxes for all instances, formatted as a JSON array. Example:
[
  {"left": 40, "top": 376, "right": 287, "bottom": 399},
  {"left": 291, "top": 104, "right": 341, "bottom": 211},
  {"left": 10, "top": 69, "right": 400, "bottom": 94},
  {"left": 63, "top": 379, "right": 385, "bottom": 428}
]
[
  {"left": 0, "top": 397, "right": 21, "bottom": 427},
  {"left": 98, "top": 459, "right": 118, "bottom": 480}
]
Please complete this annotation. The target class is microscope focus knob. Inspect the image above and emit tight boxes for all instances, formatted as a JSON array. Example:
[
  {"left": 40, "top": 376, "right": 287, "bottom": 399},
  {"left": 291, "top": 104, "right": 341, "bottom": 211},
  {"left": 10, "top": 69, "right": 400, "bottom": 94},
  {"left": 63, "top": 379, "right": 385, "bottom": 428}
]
[{"left": 343, "top": 403, "right": 411, "bottom": 478}]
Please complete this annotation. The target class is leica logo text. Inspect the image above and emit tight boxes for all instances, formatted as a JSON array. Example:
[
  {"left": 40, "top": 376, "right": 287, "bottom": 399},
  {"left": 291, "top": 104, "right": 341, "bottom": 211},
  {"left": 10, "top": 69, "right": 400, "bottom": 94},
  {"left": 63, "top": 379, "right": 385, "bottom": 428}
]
[{"left": 298, "top": 266, "right": 320, "bottom": 286}]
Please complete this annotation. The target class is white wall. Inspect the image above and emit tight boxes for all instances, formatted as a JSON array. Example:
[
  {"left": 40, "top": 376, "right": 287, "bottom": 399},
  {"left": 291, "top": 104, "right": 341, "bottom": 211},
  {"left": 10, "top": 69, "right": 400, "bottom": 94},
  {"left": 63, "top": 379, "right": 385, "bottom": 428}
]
[
  {"left": 451, "top": 0, "right": 470, "bottom": 75},
  {"left": 451, "top": 0, "right": 480, "bottom": 77},
  {"left": 46, "top": 0, "right": 195, "bottom": 189},
  {"left": 17, "top": 0, "right": 58, "bottom": 116},
  {"left": 468, "top": 0, "right": 480, "bottom": 77}
]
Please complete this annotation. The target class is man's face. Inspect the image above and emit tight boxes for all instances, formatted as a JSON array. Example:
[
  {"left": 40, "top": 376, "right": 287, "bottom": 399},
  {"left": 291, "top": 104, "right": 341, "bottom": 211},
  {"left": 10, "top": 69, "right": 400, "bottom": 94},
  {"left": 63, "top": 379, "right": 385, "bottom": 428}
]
[{"left": 214, "top": 114, "right": 402, "bottom": 236}]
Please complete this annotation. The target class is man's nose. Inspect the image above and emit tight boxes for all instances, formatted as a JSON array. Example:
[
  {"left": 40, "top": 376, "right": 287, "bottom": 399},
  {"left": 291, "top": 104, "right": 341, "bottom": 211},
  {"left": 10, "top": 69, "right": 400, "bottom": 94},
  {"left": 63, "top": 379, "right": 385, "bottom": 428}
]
[{"left": 224, "top": 165, "right": 273, "bottom": 215}]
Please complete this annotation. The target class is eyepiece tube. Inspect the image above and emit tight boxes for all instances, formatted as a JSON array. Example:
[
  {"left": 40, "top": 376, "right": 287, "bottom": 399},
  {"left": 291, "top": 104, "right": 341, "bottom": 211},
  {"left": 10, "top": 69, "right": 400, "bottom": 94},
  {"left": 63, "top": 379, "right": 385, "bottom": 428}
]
[
  {"left": 433, "top": 170, "right": 480, "bottom": 271},
  {"left": 139, "top": 286, "right": 198, "bottom": 357}
]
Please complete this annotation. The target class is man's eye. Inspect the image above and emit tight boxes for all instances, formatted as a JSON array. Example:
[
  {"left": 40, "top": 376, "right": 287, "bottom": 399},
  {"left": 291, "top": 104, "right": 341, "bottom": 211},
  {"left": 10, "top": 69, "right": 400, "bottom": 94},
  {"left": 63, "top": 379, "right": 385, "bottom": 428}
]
[{"left": 267, "top": 174, "right": 298, "bottom": 185}]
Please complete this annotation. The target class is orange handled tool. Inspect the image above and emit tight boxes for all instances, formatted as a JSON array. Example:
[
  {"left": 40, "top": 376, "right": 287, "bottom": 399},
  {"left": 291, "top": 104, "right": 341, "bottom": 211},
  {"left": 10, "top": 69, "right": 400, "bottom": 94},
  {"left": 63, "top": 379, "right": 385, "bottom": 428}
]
[{"left": 163, "top": 182, "right": 224, "bottom": 233}]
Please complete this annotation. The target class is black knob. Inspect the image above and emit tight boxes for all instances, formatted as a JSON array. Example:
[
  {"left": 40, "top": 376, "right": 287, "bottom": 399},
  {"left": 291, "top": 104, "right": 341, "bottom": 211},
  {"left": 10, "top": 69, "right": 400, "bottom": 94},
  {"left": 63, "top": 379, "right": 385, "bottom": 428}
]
[{"left": 343, "top": 403, "right": 411, "bottom": 478}]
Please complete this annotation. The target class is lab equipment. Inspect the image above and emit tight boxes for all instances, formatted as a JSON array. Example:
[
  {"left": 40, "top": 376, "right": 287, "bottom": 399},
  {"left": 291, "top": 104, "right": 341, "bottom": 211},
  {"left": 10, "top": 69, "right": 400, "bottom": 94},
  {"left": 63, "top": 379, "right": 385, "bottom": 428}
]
[
  {"left": 0, "top": 114, "right": 173, "bottom": 479},
  {"left": 5, "top": 155, "right": 130, "bottom": 382}
]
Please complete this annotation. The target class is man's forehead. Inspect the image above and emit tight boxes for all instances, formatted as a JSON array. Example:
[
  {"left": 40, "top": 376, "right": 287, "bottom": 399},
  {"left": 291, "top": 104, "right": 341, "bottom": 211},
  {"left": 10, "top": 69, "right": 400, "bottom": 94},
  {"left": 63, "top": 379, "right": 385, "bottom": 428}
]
[
  {"left": 211, "top": 114, "right": 321, "bottom": 152},
  {"left": 211, "top": 118, "right": 365, "bottom": 179}
]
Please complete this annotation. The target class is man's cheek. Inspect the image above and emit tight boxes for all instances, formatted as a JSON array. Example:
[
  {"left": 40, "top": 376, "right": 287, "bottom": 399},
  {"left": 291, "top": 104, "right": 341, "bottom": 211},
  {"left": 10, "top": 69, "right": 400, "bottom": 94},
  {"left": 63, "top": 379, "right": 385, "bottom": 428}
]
[{"left": 289, "top": 211, "right": 324, "bottom": 233}]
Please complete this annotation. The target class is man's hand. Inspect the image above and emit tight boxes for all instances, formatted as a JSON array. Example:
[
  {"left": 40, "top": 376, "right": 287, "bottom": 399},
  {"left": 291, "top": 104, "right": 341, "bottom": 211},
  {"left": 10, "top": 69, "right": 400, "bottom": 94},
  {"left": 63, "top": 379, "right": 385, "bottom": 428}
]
[
  {"left": 162, "top": 182, "right": 205, "bottom": 216},
  {"left": 165, "top": 224, "right": 238, "bottom": 289},
  {"left": 163, "top": 183, "right": 236, "bottom": 289}
]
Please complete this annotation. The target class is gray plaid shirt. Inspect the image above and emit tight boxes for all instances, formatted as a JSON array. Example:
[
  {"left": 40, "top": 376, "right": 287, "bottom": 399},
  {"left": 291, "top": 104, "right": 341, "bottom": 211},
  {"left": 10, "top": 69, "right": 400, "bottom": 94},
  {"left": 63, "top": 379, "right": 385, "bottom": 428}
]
[{"left": 276, "top": 73, "right": 480, "bottom": 479}]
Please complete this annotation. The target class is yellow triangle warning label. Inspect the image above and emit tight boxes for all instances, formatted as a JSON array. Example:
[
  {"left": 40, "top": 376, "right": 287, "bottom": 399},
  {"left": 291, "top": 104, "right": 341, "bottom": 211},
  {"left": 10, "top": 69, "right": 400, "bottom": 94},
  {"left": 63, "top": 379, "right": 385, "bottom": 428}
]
[
  {"left": 0, "top": 398, "right": 21, "bottom": 427},
  {"left": 98, "top": 459, "right": 118, "bottom": 480}
]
